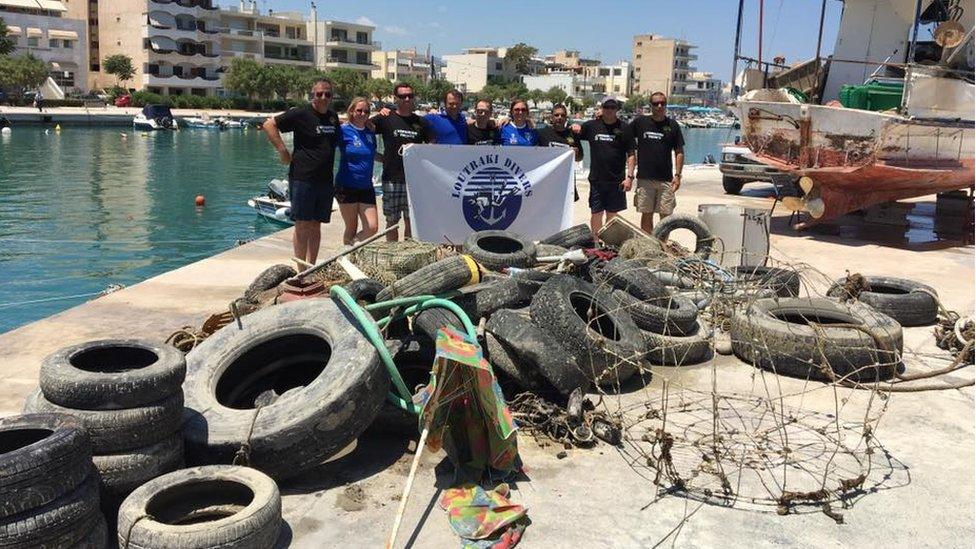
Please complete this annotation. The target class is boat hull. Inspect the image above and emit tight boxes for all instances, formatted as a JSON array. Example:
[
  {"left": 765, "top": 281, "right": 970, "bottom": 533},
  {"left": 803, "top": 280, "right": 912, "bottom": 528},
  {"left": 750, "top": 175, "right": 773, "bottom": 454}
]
[{"left": 734, "top": 100, "right": 974, "bottom": 226}]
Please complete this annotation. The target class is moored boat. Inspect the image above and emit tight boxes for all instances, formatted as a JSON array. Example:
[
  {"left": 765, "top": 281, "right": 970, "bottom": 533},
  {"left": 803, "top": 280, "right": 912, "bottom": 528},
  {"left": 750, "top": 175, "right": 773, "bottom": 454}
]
[{"left": 133, "top": 105, "right": 178, "bottom": 131}]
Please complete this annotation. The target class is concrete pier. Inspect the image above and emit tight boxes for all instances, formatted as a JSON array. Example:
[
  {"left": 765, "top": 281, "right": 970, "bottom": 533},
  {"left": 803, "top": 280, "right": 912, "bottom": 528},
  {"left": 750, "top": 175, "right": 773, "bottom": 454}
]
[
  {"left": 0, "top": 105, "right": 273, "bottom": 126},
  {"left": 0, "top": 167, "right": 971, "bottom": 547}
]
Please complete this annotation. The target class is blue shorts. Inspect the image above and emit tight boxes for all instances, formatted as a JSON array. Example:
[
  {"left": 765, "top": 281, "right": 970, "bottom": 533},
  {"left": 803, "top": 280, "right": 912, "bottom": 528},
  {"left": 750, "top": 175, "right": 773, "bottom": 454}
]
[
  {"left": 289, "top": 180, "right": 333, "bottom": 223},
  {"left": 588, "top": 180, "right": 627, "bottom": 214}
]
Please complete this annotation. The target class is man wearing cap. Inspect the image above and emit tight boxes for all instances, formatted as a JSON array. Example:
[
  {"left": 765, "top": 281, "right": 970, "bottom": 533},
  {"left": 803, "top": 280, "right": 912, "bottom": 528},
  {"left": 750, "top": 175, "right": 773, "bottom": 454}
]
[
  {"left": 571, "top": 97, "right": 636, "bottom": 238},
  {"left": 630, "top": 91, "right": 684, "bottom": 232},
  {"left": 538, "top": 103, "right": 583, "bottom": 201}
]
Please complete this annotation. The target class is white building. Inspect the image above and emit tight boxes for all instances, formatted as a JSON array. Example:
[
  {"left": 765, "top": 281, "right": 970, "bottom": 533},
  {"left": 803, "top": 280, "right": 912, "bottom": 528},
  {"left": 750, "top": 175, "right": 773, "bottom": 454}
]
[
  {"left": 2, "top": 0, "right": 88, "bottom": 95},
  {"left": 523, "top": 71, "right": 581, "bottom": 98},
  {"left": 685, "top": 71, "right": 722, "bottom": 106},
  {"left": 307, "top": 8, "right": 378, "bottom": 78},
  {"left": 582, "top": 61, "right": 633, "bottom": 98},
  {"left": 372, "top": 48, "right": 435, "bottom": 82},
  {"left": 442, "top": 47, "right": 516, "bottom": 93}
]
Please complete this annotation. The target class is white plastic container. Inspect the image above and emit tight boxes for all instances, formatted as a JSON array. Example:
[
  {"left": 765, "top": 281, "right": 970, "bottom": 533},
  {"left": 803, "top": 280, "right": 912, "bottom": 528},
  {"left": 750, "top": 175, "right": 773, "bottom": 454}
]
[{"left": 697, "top": 204, "right": 771, "bottom": 267}]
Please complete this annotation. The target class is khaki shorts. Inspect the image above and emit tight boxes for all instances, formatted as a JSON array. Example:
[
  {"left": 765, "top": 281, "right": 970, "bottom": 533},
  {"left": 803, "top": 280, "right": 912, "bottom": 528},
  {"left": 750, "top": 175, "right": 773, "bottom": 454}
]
[{"left": 634, "top": 179, "right": 675, "bottom": 215}]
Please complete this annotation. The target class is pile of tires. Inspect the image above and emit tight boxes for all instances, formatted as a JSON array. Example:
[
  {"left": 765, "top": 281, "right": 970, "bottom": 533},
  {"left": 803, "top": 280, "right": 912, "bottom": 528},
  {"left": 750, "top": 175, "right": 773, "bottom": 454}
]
[
  {"left": 117, "top": 465, "right": 281, "bottom": 548},
  {"left": 182, "top": 299, "right": 388, "bottom": 480},
  {"left": 24, "top": 339, "right": 187, "bottom": 503},
  {"left": 0, "top": 413, "right": 107, "bottom": 548}
]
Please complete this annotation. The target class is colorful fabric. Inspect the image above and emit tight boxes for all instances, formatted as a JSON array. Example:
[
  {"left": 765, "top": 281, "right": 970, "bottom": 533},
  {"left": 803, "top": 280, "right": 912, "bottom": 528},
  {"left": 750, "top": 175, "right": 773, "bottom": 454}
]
[
  {"left": 414, "top": 327, "right": 519, "bottom": 479},
  {"left": 440, "top": 483, "right": 528, "bottom": 548}
]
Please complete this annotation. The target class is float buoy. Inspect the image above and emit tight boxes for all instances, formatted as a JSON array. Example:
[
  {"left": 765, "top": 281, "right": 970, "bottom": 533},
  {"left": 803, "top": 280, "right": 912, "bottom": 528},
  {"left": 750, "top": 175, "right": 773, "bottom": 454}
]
[
  {"left": 0, "top": 127, "right": 10, "bottom": 135},
  {"left": 55, "top": 124, "right": 61, "bottom": 132},
  {"left": 195, "top": 195, "right": 206, "bottom": 207}
]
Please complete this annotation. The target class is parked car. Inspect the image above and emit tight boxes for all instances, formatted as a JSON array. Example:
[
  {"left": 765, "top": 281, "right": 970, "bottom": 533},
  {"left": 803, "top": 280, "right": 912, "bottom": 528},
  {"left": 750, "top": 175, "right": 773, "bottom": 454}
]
[
  {"left": 115, "top": 94, "right": 132, "bottom": 108},
  {"left": 718, "top": 143, "right": 784, "bottom": 194}
]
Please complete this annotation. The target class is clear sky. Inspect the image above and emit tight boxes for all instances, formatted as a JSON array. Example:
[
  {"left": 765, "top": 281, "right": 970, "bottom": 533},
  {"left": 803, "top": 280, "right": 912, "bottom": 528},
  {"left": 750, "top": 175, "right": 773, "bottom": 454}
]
[{"left": 220, "top": 0, "right": 845, "bottom": 80}]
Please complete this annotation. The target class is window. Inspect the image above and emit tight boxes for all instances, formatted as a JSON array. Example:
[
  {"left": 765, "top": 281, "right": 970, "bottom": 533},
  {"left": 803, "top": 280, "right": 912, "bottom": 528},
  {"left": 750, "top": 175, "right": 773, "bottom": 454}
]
[
  {"left": 27, "top": 37, "right": 39, "bottom": 47},
  {"left": 495, "top": 62, "right": 502, "bottom": 70},
  {"left": 356, "top": 52, "right": 368, "bottom": 65},
  {"left": 635, "top": 54, "right": 641, "bottom": 59},
  {"left": 63, "top": 40, "right": 73, "bottom": 48},
  {"left": 614, "top": 85, "right": 619, "bottom": 92},
  {"left": 50, "top": 39, "right": 60, "bottom": 48},
  {"left": 636, "top": 41, "right": 642, "bottom": 47},
  {"left": 387, "top": 72, "right": 395, "bottom": 79},
  {"left": 356, "top": 31, "right": 368, "bottom": 44},
  {"left": 613, "top": 68, "right": 621, "bottom": 76}
]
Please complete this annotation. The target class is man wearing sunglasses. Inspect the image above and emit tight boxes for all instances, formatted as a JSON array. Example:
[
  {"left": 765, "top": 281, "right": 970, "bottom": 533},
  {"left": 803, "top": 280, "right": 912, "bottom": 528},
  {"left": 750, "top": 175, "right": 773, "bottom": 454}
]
[
  {"left": 467, "top": 99, "right": 500, "bottom": 145},
  {"left": 630, "top": 91, "right": 684, "bottom": 232},
  {"left": 370, "top": 82, "right": 432, "bottom": 241},
  {"left": 263, "top": 78, "right": 340, "bottom": 264},
  {"left": 571, "top": 97, "right": 636, "bottom": 238},
  {"left": 538, "top": 103, "right": 584, "bottom": 201}
]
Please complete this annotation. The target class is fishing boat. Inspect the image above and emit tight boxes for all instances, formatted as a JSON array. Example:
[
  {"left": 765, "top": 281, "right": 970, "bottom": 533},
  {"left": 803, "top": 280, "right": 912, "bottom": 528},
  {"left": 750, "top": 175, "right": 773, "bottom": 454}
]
[
  {"left": 247, "top": 179, "right": 292, "bottom": 225},
  {"left": 730, "top": 0, "right": 975, "bottom": 229},
  {"left": 133, "top": 105, "right": 178, "bottom": 131}
]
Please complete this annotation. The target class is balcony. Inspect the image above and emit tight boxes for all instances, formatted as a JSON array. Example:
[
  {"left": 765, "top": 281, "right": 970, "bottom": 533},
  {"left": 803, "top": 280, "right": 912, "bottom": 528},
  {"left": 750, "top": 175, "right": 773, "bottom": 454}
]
[
  {"left": 143, "top": 73, "right": 221, "bottom": 87},
  {"left": 325, "top": 37, "right": 377, "bottom": 51},
  {"left": 323, "top": 59, "right": 378, "bottom": 71}
]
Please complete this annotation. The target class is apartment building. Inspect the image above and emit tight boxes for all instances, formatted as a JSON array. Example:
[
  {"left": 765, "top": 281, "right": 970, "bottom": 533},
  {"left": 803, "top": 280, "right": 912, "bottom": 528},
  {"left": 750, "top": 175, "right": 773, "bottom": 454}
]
[
  {"left": 631, "top": 34, "right": 698, "bottom": 102},
  {"left": 544, "top": 49, "right": 599, "bottom": 73},
  {"left": 582, "top": 61, "right": 633, "bottom": 98},
  {"left": 523, "top": 71, "right": 582, "bottom": 98},
  {"left": 2, "top": 0, "right": 87, "bottom": 94},
  {"left": 371, "top": 48, "right": 437, "bottom": 82},
  {"left": 64, "top": 0, "right": 376, "bottom": 97},
  {"left": 685, "top": 71, "right": 722, "bottom": 106},
  {"left": 442, "top": 47, "right": 516, "bottom": 93}
]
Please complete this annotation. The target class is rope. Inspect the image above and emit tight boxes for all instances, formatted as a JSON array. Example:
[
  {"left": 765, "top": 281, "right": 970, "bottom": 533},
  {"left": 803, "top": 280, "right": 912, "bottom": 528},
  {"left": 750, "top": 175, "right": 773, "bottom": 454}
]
[
  {"left": 121, "top": 513, "right": 155, "bottom": 549},
  {"left": 232, "top": 404, "right": 264, "bottom": 467}
]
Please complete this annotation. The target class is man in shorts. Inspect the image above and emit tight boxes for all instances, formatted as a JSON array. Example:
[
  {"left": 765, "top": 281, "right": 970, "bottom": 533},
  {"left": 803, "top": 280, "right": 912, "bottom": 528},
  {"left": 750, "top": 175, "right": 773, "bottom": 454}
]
[
  {"left": 630, "top": 91, "right": 685, "bottom": 232},
  {"left": 370, "top": 82, "right": 432, "bottom": 241},
  {"left": 571, "top": 97, "right": 636, "bottom": 238},
  {"left": 262, "top": 78, "right": 340, "bottom": 264}
]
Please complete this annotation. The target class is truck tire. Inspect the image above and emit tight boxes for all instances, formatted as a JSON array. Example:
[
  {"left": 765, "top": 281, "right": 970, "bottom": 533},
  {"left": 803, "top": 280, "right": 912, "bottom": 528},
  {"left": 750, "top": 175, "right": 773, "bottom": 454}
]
[
  {"left": 39, "top": 339, "right": 186, "bottom": 410},
  {"left": 652, "top": 214, "right": 714, "bottom": 258},
  {"left": 731, "top": 297, "right": 903, "bottom": 382},
  {"left": 591, "top": 258, "right": 669, "bottom": 301},
  {"left": 93, "top": 432, "right": 184, "bottom": 498},
  {"left": 611, "top": 290, "right": 699, "bottom": 335},
  {"left": 0, "top": 414, "right": 92, "bottom": 520},
  {"left": 529, "top": 275, "right": 645, "bottom": 386},
  {"left": 23, "top": 389, "right": 183, "bottom": 454},
  {"left": 182, "top": 299, "right": 387, "bottom": 480},
  {"left": 826, "top": 276, "right": 938, "bottom": 327},
  {"left": 486, "top": 309, "right": 588, "bottom": 396},
  {"left": 643, "top": 329, "right": 712, "bottom": 366},
  {"left": 722, "top": 175, "right": 744, "bottom": 195},
  {"left": 0, "top": 475, "right": 100, "bottom": 549},
  {"left": 117, "top": 466, "right": 280, "bottom": 549},
  {"left": 540, "top": 224, "right": 594, "bottom": 248},
  {"left": 243, "top": 264, "right": 296, "bottom": 300},
  {"left": 732, "top": 266, "right": 801, "bottom": 298},
  {"left": 462, "top": 230, "right": 537, "bottom": 272},
  {"left": 376, "top": 255, "right": 480, "bottom": 302}
]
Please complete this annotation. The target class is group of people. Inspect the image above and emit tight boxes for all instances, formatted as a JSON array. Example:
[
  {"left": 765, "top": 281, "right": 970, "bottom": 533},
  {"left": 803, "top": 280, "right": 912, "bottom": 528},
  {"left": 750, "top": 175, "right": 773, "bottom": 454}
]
[{"left": 263, "top": 78, "right": 684, "bottom": 265}]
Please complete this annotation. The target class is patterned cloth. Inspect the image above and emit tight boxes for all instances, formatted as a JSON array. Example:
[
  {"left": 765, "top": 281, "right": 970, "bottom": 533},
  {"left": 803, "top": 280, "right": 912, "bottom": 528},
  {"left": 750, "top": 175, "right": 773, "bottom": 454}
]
[
  {"left": 414, "top": 327, "right": 520, "bottom": 479},
  {"left": 381, "top": 180, "right": 410, "bottom": 222},
  {"left": 440, "top": 483, "right": 528, "bottom": 548}
]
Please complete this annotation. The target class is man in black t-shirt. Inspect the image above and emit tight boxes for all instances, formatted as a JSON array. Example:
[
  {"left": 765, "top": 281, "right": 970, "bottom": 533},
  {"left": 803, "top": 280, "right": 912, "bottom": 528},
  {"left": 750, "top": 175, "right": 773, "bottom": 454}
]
[
  {"left": 538, "top": 103, "right": 584, "bottom": 202},
  {"left": 571, "top": 97, "right": 636, "bottom": 238},
  {"left": 263, "top": 78, "right": 340, "bottom": 264},
  {"left": 370, "top": 82, "right": 431, "bottom": 241},
  {"left": 467, "top": 99, "right": 500, "bottom": 145},
  {"left": 631, "top": 91, "right": 685, "bottom": 232}
]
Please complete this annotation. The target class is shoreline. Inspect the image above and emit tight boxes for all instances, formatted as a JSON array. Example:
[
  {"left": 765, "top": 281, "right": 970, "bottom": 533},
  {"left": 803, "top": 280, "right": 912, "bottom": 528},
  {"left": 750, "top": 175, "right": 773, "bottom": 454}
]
[{"left": 0, "top": 105, "right": 279, "bottom": 126}]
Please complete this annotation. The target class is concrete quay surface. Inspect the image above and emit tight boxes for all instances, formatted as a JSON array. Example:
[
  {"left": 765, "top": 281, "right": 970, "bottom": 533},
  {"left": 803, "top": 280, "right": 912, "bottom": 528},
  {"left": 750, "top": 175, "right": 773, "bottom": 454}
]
[
  {"left": 0, "top": 105, "right": 274, "bottom": 126},
  {"left": 0, "top": 167, "right": 972, "bottom": 548}
]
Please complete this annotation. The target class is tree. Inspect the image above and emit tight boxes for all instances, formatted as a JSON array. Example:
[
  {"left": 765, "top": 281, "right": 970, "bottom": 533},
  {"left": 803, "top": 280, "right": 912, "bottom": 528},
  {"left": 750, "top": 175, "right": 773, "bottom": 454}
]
[
  {"left": 265, "top": 64, "right": 305, "bottom": 100},
  {"left": 324, "top": 67, "right": 366, "bottom": 101},
  {"left": 0, "top": 18, "right": 15, "bottom": 56},
  {"left": 424, "top": 78, "right": 454, "bottom": 105},
  {"left": 504, "top": 43, "right": 539, "bottom": 75},
  {"left": 503, "top": 81, "right": 528, "bottom": 101},
  {"left": 103, "top": 54, "right": 135, "bottom": 88},
  {"left": 526, "top": 88, "right": 546, "bottom": 107},
  {"left": 0, "top": 54, "right": 48, "bottom": 96},
  {"left": 364, "top": 78, "right": 392, "bottom": 101},
  {"left": 478, "top": 83, "right": 505, "bottom": 103},
  {"left": 223, "top": 58, "right": 263, "bottom": 98},
  {"left": 546, "top": 86, "right": 568, "bottom": 106},
  {"left": 625, "top": 94, "right": 647, "bottom": 112}
]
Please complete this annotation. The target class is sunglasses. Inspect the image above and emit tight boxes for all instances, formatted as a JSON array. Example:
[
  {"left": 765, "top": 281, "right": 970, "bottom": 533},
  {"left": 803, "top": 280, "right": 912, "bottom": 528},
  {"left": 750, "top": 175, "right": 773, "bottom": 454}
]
[
  {"left": 475, "top": 109, "right": 490, "bottom": 115},
  {"left": 397, "top": 93, "right": 415, "bottom": 99},
  {"left": 313, "top": 91, "right": 333, "bottom": 98},
  {"left": 552, "top": 112, "right": 567, "bottom": 117},
  {"left": 651, "top": 101, "right": 666, "bottom": 106},
  {"left": 512, "top": 108, "right": 528, "bottom": 113},
  {"left": 353, "top": 109, "right": 368, "bottom": 114}
]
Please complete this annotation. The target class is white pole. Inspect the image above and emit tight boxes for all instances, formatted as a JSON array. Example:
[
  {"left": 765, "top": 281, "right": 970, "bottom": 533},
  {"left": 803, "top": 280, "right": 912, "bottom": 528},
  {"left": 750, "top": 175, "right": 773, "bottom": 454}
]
[{"left": 386, "top": 427, "right": 430, "bottom": 549}]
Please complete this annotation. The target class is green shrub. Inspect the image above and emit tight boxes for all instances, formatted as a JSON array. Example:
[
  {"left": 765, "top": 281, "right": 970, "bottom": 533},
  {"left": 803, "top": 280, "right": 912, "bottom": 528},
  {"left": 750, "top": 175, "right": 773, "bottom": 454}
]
[{"left": 130, "top": 91, "right": 169, "bottom": 107}]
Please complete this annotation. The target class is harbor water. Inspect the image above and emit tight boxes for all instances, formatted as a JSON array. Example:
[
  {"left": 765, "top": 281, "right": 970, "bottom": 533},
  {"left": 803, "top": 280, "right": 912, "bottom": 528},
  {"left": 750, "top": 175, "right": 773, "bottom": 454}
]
[{"left": 0, "top": 125, "right": 733, "bottom": 333}]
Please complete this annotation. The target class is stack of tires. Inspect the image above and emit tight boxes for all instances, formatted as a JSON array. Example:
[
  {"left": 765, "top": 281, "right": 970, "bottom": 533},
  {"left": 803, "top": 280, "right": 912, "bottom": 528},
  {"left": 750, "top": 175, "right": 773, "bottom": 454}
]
[
  {"left": 23, "top": 340, "right": 186, "bottom": 505},
  {"left": 0, "top": 413, "right": 107, "bottom": 547}
]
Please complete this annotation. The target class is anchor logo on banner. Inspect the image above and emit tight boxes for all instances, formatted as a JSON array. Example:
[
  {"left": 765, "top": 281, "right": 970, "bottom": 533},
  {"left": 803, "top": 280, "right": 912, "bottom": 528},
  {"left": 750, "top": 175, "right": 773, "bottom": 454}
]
[{"left": 457, "top": 163, "right": 531, "bottom": 231}]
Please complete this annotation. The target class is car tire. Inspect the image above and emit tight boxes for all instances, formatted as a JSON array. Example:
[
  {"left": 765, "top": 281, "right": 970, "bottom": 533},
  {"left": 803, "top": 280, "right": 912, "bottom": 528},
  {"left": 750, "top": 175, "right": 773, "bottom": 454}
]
[
  {"left": 0, "top": 475, "right": 100, "bottom": 549},
  {"left": 534, "top": 244, "right": 568, "bottom": 259},
  {"left": 376, "top": 255, "right": 480, "bottom": 302},
  {"left": 540, "top": 224, "right": 594, "bottom": 248},
  {"left": 23, "top": 389, "right": 184, "bottom": 454},
  {"left": 722, "top": 175, "right": 744, "bottom": 195},
  {"left": 462, "top": 230, "right": 537, "bottom": 272},
  {"left": 0, "top": 414, "right": 92, "bottom": 520},
  {"left": 642, "top": 328, "right": 712, "bottom": 366},
  {"left": 483, "top": 332, "right": 550, "bottom": 392},
  {"left": 39, "top": 339, "right": 186, "bottom": 410},
  {"left": 453, "top": 278, "right": 534, "bottom": 322},
  {"left": 117, "top": 465, "right": 281, "bottom": 549},
  {"left": 182, "top": 299, "right": 387, "bottom": 480},
  {"left": 93, "top": 432, "right": 184, "bottom": 498},
  {"left": 826, "top": 276, "right": 938, "bottom": 327},
  {"left": 652, "top": 214, "right": 714, "bottom": 258},
  {"left": 732, "top": 266, "right": 801, "bottom": 298},
  {"left": 591, "top": 258, "right": 669, "bottom": 301},
  {"left": 529, "top": 275, "right": 645, "bottom": 386},
  {"left": 244, "top": 264, "right": 296, "bottom": 300},
  {"left": 731, "top": 297, "right": 903, "bottom": 382},
  {"left": 611, "top": 290, "right": 699, "bottom": 335}
]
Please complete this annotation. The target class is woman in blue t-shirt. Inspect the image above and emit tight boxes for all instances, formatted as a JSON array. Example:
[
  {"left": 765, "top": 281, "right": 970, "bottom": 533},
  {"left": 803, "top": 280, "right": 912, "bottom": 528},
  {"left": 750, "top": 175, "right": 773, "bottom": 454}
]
[
  {"left": 335, "top": 97, "right": 379, "bottom": 245},
  {"left": 500, "top": 99, "right": 539, "bottom": 146}
]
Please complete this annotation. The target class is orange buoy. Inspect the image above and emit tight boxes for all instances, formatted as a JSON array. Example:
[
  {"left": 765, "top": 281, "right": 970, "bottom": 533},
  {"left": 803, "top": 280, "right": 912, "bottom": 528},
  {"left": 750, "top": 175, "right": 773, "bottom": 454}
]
[{"left": 195, "top": 195, "right": 205, "bottom": 206}]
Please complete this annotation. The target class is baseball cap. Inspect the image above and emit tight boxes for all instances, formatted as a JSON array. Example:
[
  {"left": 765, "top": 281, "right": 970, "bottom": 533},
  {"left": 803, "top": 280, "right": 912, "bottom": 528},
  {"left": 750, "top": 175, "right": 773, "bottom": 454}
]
[{"left": 601, "top": 96, "right": 622, "bottom": 108}]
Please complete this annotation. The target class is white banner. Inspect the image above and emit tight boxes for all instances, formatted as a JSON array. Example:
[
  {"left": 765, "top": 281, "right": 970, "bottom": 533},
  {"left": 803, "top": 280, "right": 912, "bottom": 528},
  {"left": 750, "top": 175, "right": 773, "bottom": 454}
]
[{"left": 403, "top": 144, "right": 575, "bottom": 243}]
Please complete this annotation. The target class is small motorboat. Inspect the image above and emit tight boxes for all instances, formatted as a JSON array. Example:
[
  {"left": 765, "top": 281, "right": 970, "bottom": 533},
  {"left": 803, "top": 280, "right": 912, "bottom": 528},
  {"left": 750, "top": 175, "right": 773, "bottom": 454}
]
[
  {"left": 133, "top": 105, "right": 178, "bottom": 131},
  {"left": 182, "top": 116, "right": 221, "bottom": 129},
  {"left": 217, "top": 117, "right": 245, "bottom": 130},
  {"left": 247, "top": 179, "right": 293, "bottom": 225}
]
